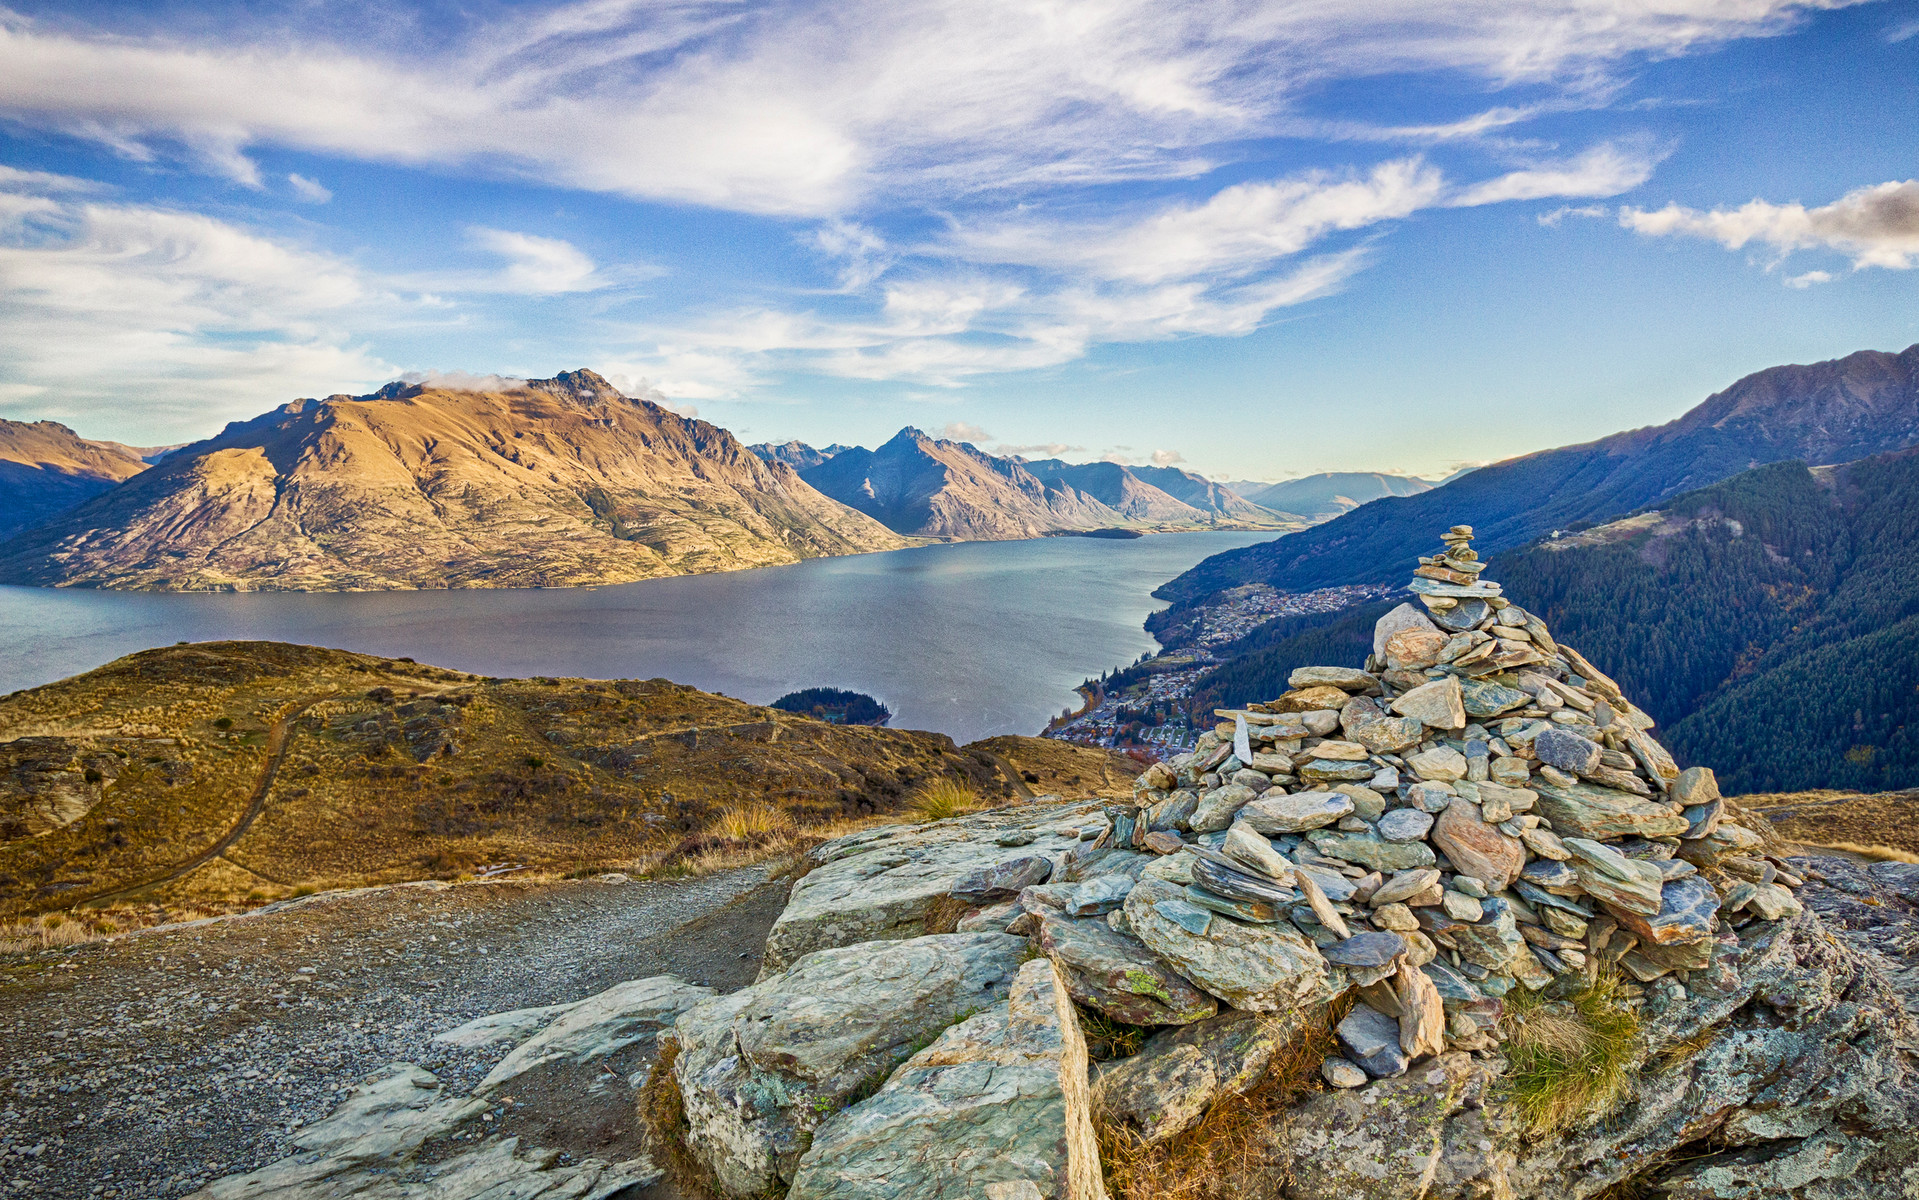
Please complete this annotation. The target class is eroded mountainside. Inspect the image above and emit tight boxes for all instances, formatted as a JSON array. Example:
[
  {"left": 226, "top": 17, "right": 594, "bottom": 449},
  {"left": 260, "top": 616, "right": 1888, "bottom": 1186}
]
[
  {"left": 0, "top": 419, "right": 156, "bottom": 539},
  {"left": 1163, "top": 343, "right": 1919, "bottom": 600},
  {"left": 0, "top": 371, "right": 906, "bottom": 591},
  {"left": 1232, "top": 471, "right": 1435, "bottom": 520},
  {"left": 0, "top": 640, "right": 1136, "bottom": 920},
  {"left": 789, "top": 427, "right": 1294, "bottom": 539}
]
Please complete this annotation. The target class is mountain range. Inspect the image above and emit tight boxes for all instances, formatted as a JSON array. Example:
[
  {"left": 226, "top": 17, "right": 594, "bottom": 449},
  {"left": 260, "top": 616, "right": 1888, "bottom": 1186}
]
[
  {"left": 1161, "top": 344, "right": 1919, "bottom": 601},
  {"left": 1221, "top": 471, "right": 1435, "bottom": 520},
  {"left": 0, "top": 371, "right": 905, "bottom": 591},
  {"left": 754, "top": 428, "right": 1294, "bottom": 540},
  {"left": 0, "top": 420, "right": 174, "bottom": 539}
]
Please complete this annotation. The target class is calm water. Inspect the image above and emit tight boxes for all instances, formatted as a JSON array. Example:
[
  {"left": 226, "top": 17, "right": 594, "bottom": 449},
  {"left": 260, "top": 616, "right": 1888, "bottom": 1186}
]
[{"left": 0, "top": 532, "right": 1271, "bottom": 745}]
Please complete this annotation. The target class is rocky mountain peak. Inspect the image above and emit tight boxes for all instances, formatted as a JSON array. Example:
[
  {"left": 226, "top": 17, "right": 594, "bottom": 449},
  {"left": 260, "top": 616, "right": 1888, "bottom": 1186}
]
[{"left": 526, "top": 368, "right": 627, "bottom": 406}]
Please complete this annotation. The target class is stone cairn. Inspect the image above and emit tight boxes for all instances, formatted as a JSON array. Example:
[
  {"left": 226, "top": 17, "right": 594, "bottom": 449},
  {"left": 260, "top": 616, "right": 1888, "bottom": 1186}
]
[{"left": 1107, "top": 523, "right": 1807, "bottom": 1085}]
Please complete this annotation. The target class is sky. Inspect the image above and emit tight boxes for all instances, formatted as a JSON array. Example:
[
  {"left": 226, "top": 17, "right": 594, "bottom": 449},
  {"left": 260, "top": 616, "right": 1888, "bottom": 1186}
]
[{"left": 0, "top": 1, "right": 1915, "bottom": 482}]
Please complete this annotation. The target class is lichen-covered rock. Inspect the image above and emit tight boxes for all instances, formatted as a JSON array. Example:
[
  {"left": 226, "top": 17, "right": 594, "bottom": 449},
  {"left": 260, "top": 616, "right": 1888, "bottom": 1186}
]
[
  {"left": 764, "top": 804, "right": 1100, "bottom": 970},
  {"left": 1531, "top": 779, "right": 1689, "bottom": 841},
  {"left": 787, "top": 959, "right": 1107, "bottom": 1200},
  {"left": 1095, "top": 1008, "right": 1307, "bottom": 1144},
  {"left": 476, "top": 974, "right": 713, "bottom": 1095},
  {"left": 1036, "top": 912, "right": 1217, "bottom": 1026},
  {"left": 1123, "top": 876, "right": 1334, "bottom": 1012},
  {"left": 669, "top": 932, "right": 1029, "bottom": 1197}
]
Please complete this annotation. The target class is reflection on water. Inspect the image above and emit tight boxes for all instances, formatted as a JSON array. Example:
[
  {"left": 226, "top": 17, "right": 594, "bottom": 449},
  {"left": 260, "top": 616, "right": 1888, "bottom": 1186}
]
[{"left": 0, "top": 531, "right": 1272, "bottom": 745}]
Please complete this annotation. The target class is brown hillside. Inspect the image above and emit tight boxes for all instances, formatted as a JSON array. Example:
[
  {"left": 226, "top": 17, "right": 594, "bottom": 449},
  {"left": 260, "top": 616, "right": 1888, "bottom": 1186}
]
[
  {"left": 1743, "top": 788, "right": 1919, "bottom": 860},
  {"left": 0, "top": 419, "right": 153, "bottom": 539},
  {"left": 0, "top": 371, "right": 906, "bottom": 591},
  {"left": 0, "top": 641, "right": 1137, "bottom": 921}
]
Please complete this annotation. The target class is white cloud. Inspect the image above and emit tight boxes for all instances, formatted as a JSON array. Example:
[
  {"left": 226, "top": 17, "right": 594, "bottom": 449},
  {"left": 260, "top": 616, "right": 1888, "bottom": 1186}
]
[
  {"left": 0, "top": 0, "right": 1856, "bottom": 216},
  {"left": 468, "top": 226, "right": 604, "bottom": 293},
  {"left": 1538, "top": 204, "right": 1608, "bottom": 226},
  {"left": 1620, "top": 179, "right": 1919, "bottom": 270},
  {"left": 1150, "top": 449, "right": 1185, "bottom": 466},
  {"left": 1449, "top": 142, "right": 1659, "bottom": 207},
  {"left": 995, "top": 442, "right": 1087, "bottom": 458},
  {"left": 288, "top": 172, "right": 332, "bottom": 203},
  {"left": 940, "top": 421, "right": 992, "bottom": 442},
  {"left": 1784, "top": 269, "right": 1833, "bottom": 288}
]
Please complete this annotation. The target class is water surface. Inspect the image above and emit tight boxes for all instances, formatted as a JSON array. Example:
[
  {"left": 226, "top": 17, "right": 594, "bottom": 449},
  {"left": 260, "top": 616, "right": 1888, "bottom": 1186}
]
[{"left": 0, "top": 531, "right": 1271, "bottom": 745}]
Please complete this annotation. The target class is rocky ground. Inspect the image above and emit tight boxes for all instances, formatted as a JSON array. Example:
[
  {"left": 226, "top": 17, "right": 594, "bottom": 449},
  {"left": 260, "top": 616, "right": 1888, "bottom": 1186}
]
[{"left": 0, "top": 867, "right": 784, "bottom": 1199}]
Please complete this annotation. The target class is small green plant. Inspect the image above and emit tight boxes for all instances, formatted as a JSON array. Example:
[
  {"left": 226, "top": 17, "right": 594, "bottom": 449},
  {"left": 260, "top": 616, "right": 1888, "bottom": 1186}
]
[
  {"left": 524, "top": 755, "right": 545, "bottom": 769},
  {"left": 290, "top": 884, "right": 318, "bottom": 898},
  {"left": 909, "top": 777, "right": 981, "bottom": 821},
  {"left": 214, "top": 717, "right": 234, "bottom": 730},
  {"left": 1077, "top": 1006, "right": 1151, "bottom": 1061},
  {"left": 1499, "top": 970, "right": 1641, "bottom": 1135}
]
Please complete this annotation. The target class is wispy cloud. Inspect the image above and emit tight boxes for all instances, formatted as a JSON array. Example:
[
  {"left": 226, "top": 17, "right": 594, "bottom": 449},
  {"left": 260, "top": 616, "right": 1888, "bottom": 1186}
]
[
  {"left": 288, "top": 173, "right": 332, "bottom": 203},
  {"left": 1620, "top": 179, "right": 1919, "bottom": 270},
  {"left": 940, "top": 421, "right": 992, "bottom": 441},
  {"left": 468, "top": 227, "right": 605, "bottom": 294}
]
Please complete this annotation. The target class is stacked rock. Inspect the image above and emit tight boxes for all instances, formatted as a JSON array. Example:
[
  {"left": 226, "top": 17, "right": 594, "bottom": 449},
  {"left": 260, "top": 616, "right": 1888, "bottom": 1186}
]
[{"left": 1106, "top": 524, "right": 1805, "bottom": 1086}]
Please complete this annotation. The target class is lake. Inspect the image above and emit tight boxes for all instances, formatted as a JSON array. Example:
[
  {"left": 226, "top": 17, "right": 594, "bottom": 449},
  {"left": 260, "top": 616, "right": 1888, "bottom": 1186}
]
[{"left": 0, "top": 531, "right": 1272, "bottom": 745}]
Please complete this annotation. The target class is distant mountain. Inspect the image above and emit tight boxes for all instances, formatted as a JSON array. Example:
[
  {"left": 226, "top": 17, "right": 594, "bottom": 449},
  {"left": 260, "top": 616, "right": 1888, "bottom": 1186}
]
[
  {"left": 749, "top": 440, "right": 856, "bottom": 471},
  {"left": 1125, "top": 465, "right": 1282, "bottom": 521},
  {"left": 0, "top": 370, "right": 906, "bottom": 591},
  {"left": 1160, "top": 344, "right": 1919, "bottom": 601},
  {"left": 0, "top": 420, "right": 158, "bottom": 539},
  {"left": 796, "top": 428, "right": 1292, "bottom": 539},
  {"left": 1234, "top": 471, "right": 1433, "bottom": 520}
]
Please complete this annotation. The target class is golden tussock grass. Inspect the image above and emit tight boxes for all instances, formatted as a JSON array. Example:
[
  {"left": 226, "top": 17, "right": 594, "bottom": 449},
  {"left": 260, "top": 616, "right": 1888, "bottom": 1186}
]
[
  {"left": 1805, "top": 840, "right": 1919, "bottom": 864},
  {"left": 637, "top": 1041, "right": 731, "bottom": 1200},
  {"left": 0, "top": 911, "right": 123, "bottom": 954},
  {"left": 1499, "top": 970, "right": 1640, "bottom": 1136},
  {"left": 909, "top": 777, "right": 983, "bottom": 821},
  {"left": 1096, "top": 1002, "right": 1344, "bottom": 1200}
]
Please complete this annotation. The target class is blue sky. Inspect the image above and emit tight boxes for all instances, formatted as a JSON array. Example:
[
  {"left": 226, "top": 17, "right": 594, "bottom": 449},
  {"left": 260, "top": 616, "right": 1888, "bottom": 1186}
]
[{"left": 0, "top": 0, "right": 1915, "bottom": 482}]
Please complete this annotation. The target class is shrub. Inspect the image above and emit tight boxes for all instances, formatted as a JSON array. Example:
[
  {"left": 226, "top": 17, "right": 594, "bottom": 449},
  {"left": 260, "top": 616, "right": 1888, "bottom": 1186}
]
[
  {"left": 1499, "top": 970, "right": 1641, "bottom": 1135},
  {"left": 214, "top": 717, "right": 234, "bottom": 730},
  {"left": 909, "top": 778, "right": 981, "bottom": 821}
]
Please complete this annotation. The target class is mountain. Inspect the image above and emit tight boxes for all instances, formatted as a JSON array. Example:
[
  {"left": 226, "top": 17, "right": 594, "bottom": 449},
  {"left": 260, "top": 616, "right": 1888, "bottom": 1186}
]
[
  {"left": 1160, "top": 344, "right": 1919, "bottom": 601},
  {"left": 749, "top": 439, "right": 856, "bottom": 471},
  {"left": 0, "top": 419, "right": 160, "bottom": 539},
  {"left": 797, "top": 428, "right": 1293, "bottom": 539},
  {"left": 1123, "top": 464, "right": 1282, "bottom": 520},
  {"left": 1233, "top": 471, "right": 1433, "bottom": 519},
  {"left": 0, "top": 370, "right": 906, "bottom": 591}
]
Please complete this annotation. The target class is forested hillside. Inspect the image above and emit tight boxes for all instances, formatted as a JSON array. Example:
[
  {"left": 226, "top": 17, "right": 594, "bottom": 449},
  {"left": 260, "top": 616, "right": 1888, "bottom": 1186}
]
[
  {"left": 1159, "top": 344, "right": 1919, "bottom": 601},
  {"left": 1177, "top": 449, "right": 1919, "bottom": 793}
]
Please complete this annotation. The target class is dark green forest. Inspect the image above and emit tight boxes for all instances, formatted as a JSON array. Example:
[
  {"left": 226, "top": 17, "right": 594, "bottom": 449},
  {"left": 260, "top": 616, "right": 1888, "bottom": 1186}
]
[
  {"left": 770, "top": 687, "right": 891, "bottom": 726},
  {"left": 1177, "top": 449, "right": 1919, "bottom": 793}
]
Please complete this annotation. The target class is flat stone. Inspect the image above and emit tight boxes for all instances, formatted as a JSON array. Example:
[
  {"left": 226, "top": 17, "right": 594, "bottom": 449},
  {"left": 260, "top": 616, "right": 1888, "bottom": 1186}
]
[
  {"left": 1384, "top": 628, "right": 1451, "bottom": 670},
  {"left": 1322, "top": 1058, "right": 1369, "bottom": 1088},
  {"left": 1490, "top": 756, "right": 1532, "bottom": 786},
  {"left": 1145, "top": 790, "right": 1199, "bottom": 832},
  {"left": 787, "top": 960, "right": 1105, "bottom": 1200},
  {"left": 1459, "top": 678, "right": 1529, "bottom": 719},
  {"left": 1608, "top": 875, "right": 1720, "bottom": 946},
  {"left": 1189, "top": 783, "right": 1260, "bottom": 833},
  {"left": 1273, "top": 684, "right": 1353, "bottom": 712},
  {"left": 1097, "top": 1009, "right": 1301, "bottom": 1144},
  {"left": 957, "top": 901, "right": 1021, "bottom": 933},
  {"left": 1336, "top": 1004, "right": 1410, "bottom": 1078},
  {"left": 1322, "top": 931, "right": 1408, "bottom": 968},
  {"left": 1452, "top": 903, "right": 1526, "bottom": 973},
  {"left": 1430, "top": 598, "right": 1493, "bottom": 632},
  {"left": 1420, "top": 959, "right": 1483, "bottom": 1009},
  {"left": 1534, "top": 726, "right": 1603, "bottom": 776},
  {"left": 1377, "top": 808, "right": 1434, "bottom": 842},
  {"left": 1519, "top": 825, "right": 1570, "bottom": 860},
  {"left": 1371, "top": 868, "right": 1442, "bottom": 907},
  {"left": 1430, "top": 801, "right": 1525, "bottom": 891},
  {"left": 1293, "top": 862, "right": 1358, "bottom": 904},
  {"left": 1371, "top": 902, "right": 1420, "bottom": 931},
  {"left": 766, "top": 806, "right": 1096, "bottom": 969},
  {"left": 952, "top": 855, "right": 1055, "bottom": 905},
  {"left": 1222, "top": 822, "right": 1294, "bottom": 882},
  {"left": 1191, "top": 851, "right": 1299, "bottom": 906},
  {"left": 672, "top": 933, "right": 1029, "bottom": 1196},
  {"left": 1564, "top": 837, "right": 1664, "bottom": 916},
  {"left": 1238, "top": 790, "right": 1353, "bottom": 835},
  {"left": 1309, "top": 739, "right": 1372, "bottom": 761},
  {"left": 1394, "top": 961, "right": 1446, "bottom": 1059},
  {"left": 997, "top": 830, "right": 1039, "bottom": 847},
  {"left": 1037, "top": 913, "right": 1218, "bottom": 1026},
  {"left": 1123, "top": 877, "right": 1334, "bottom": 1013},
  {"left": 1067, "top": 873, "right": 1135, "bottom": 916},
  {"left": 1391, "top": 676, "right": 1466, "bottom": 730},
  {"left": 1184, "top": 885, "right": 1282, "bottom": 923},
  {"left": 1308, "top": 829, "right": 1437, "bottom": 873},
  {"left": 1405, "top": 781, "right": 1455, "bottom": 813},
  {"left": 1300, "top": 758, "right": 1379, "bottom": 783},
  {"left": 1228, "top": 768, "right": 1274, "bottom": 791},
  {"left": 1142, "top": 830, "right": 1185, "bottom": 856},
  {"left": 1292, "top": 867, "right": 1352, "bottom": 939},
  {"left": 1406, "top": 745, "right": 1469, "bottom": 782},
  {"left": 1441, "top": 891, "right": 1484, "bottom": 922},
  {"left": 475, "top": 974, "right": 714, "bottom": 1094},
  {"left": 1341, "top": 696, "right": 1426, "bottom": 754},
  {"left": 1532, "top": 779, "right": 1690, "bottom": 841},
  {"left": 1520, "top": 858, "right": 1581, "bottom": 891},
  {"left": 1291, "top": 666, "right": 1377, "bottom": 692},
  {"left": 1372, "top": 603, "right": 1441, "bottom": 658}
]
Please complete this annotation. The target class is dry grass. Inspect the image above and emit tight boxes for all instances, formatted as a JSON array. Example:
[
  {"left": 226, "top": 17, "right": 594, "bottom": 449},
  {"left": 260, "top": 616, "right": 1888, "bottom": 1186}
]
[
  {"left": 1655, "top": 1021, "right": 1726, "bottom": 1072},
  {"left": 922, "top": 893, "right": 971, "bottom": 935},
  {"left": 909, "top": 777, "right": 983, "bottom": 821},
  {"left": 0, "top": 911, "right": 123, "bottom": 954},
  {"left": 1097, "top": 1002, "right": 1344, "bottom": 1200},
  {"left": 1499, "top": 970, "right": 1641, "bottom": 1136},
  {"left": 636, "top": 1041, "right": 729, "bottom": 1200},
  {"left": 1805, "top": 840, "right": 1919, "bottom": 864}
]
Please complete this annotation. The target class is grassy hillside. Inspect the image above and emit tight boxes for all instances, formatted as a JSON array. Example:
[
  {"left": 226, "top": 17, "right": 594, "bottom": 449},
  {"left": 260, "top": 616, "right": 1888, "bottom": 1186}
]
[{"left": 0, "top": 642, "right": 1137, "bottom": 924}]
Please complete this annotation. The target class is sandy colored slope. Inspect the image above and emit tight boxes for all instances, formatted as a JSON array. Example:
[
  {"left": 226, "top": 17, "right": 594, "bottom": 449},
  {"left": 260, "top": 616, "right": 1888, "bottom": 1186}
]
[
  {"left": 0, "top": 419, "right": 153, "bottom": 539},
  {"left": 0, "top": 371, "right": 906, "bottom": 590}
]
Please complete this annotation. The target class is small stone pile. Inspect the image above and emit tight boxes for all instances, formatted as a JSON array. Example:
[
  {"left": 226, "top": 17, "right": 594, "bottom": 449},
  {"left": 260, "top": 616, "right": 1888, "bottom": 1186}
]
[{"left": 1094, "top": 523, "right": 1806, "bottom": 1085}]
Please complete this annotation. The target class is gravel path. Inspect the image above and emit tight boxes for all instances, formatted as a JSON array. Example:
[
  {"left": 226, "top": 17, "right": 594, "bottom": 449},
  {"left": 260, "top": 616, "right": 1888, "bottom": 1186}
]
[{"left": 0, "top": 868, "right": 785, "bottom": 1199}]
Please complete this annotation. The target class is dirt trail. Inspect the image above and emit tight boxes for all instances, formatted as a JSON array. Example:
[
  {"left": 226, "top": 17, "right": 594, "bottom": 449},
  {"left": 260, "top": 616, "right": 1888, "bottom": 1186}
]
[
  {"left": 78, "top": 699, "right": 327, "bottom": 908},
  {"left": 0, "top": 866, "right": 785, "bottom": 1199}
]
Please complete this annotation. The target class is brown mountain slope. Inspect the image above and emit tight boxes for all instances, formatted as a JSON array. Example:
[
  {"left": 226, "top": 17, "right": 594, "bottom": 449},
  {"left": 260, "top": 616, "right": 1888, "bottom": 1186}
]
[
  {"left": 0, "top": 371, "right": 907, "bottom": 591},
  {"left": 0, "top": 641, "right": 1140, "bottom": 921},
  {"left": 0, "top": 419, "right": 154, "bottom": 539}
]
